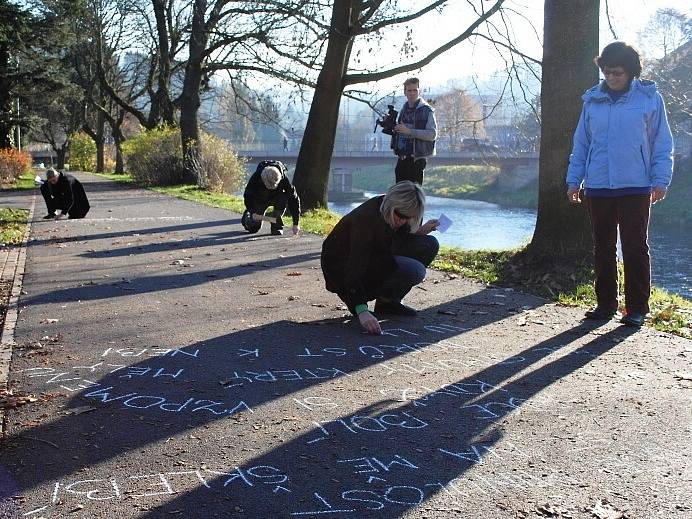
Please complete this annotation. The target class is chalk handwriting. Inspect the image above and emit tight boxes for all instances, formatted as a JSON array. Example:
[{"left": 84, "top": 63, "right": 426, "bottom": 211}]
[
  {"left": 82, "top": 386, "right": 253, "bottom": 416},
  {"left": 221, "top": 368, "right": 351, "bottom": 388},
  {"left": 31, "top": 464, "right": 288, "bottom": 511},
  {"left": 100, "top": 347, "right": 200, "bottom": 358},
  {"left": 306, "top": 411, "right": 428, "bottom": 444}
]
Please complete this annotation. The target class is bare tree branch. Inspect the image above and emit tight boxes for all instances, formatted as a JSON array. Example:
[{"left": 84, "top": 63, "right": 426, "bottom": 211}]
[{"left": 344, "top": 0, "right": 505, "bottom": 85}]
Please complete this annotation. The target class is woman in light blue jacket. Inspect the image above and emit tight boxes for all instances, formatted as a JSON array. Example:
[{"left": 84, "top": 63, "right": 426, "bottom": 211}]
[{"left": 566, "top": 42, "right": 674, "bottom": 327}]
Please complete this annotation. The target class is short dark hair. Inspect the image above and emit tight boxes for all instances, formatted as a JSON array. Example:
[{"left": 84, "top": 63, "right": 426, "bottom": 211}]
[
  {"left": 404, "top": 77, "right": 420, "bottom": 88},
  {"left": 596, "top": 41, "right": 643, "bottom": 78}
]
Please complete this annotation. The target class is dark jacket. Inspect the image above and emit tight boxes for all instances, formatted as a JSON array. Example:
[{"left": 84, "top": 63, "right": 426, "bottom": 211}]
[
  {"left": 49, "top": 173, "right": 90, "bottom": 218},
  {"left": 321, "top": 196, "right": 410, "bottom": 308},
  {"left": 243, "top": 162, "right": 300, "bottom": 225}
]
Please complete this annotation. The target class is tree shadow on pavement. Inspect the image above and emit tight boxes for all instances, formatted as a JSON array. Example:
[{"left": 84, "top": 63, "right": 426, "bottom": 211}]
[
  {"left": 0, "top": 287, "right": 639, "bottom": 517},
  {"left": 21, "top": 250, "right": 322, "bottom": 305},
  {"left": 27, "top": 218, "right": 244, "bottom": 247}
]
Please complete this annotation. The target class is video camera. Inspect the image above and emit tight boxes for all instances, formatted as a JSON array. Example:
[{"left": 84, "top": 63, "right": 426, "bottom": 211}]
[{"left": 374, "top": 105, "right": 398, "bottom": 135}]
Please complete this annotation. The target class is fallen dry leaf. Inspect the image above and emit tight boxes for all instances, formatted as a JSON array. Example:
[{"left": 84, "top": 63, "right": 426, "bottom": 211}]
[
  {"left": 536, "top": 503, "right": 572, "bottom": 517},
  {"left": 65, "top": 406, "right": 97, "bottom": 416},
  {"left": 587, "top": 499, "right": 626, "bottom": 519},
  {"left": 0, "top": 390, "right": 39, "bottom": 410},
  {"left": 40, "top": 318, "right": 59, "bottom": 324},
  {"left": 286, "top": 271, "right": 302, "bottom": 276}
]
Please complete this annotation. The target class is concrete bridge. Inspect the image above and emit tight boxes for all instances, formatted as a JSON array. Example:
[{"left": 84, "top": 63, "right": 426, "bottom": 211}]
[
  {"left": 237, "top": 147, "right": 539, "bottom": 191},
  {"left": 27, "top": 140, "right": 539, "bottom": 191}
]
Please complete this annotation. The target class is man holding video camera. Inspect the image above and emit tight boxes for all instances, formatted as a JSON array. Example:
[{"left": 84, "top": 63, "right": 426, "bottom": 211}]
[{"left": 393, "top": 77, "right": 437, "bottom": 185}]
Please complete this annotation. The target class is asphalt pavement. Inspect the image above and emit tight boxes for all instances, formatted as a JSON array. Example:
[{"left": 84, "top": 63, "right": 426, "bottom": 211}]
[{"left": 0, "top": 173, "right": 690, "bottom": 519}]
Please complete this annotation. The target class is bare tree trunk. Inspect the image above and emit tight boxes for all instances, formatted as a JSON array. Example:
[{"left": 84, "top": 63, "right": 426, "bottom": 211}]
[
  {"left": 151, "top": 0, "right": 176, "bottom": 127},
  {"left": 527, "top": 0, "right": 599, "bottom": 260},
  {"left": 114, "top": 138, "right": 124, "bottom": 174},
  {"left": 111, "top": 116, "right": 125, "bottom": 174},
  {"left": 57, "top": 145, "right": 67, "bottom": 169},
  {"left": 292, "top": 0, "right": 355, "bottom": 210},
  {"left": 95, "top": 112, "right": 106, "bottom": 172},
  {"left": 179, "top": 0, "right": 207, "bottom": 184}
]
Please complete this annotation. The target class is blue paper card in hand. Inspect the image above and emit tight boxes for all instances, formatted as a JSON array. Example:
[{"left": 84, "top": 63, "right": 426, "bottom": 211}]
[{"left": 437, "top": 213, "right": 453, "bottom": 233}]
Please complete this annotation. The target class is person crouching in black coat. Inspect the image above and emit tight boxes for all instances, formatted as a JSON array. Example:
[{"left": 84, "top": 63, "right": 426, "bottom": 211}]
[
  {"left": 40, "top": 169, "right": 90, "bottom": 219},
  {"left": 241, "top": 160, "right": 301, "bottom": 236},
  {"left": 321, "top": 181, "right": 440, "bottom": 335}
]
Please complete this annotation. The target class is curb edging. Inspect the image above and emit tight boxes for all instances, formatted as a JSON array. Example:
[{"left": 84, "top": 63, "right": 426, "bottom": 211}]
[{"left": 0, "top": 194, "right": 35, "bottom": 435}]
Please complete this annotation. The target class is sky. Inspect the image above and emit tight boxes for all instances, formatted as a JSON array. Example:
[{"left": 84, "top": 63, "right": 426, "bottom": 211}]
[{"left": 362, "top": 0, "right": 692, "bottom": 97}]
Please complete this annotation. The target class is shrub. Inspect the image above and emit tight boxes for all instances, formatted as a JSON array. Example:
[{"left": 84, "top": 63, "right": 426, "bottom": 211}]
[
  {"left": 122, "top": 126, "right": 184, "bottom": 186},
  {"left": 190, "top": 132, "right": 246, "bottom": 193},
  {"left": 0, "top": 148, "right": 32, "bottom": 183},
  {"left": 122, "top": 127, "right": 245, "bottom": 189},
  {"left": 68, "top": 132, "right": 96, "bottom": 172}
]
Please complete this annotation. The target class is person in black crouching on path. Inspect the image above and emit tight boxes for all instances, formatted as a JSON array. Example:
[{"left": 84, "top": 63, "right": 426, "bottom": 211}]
[
  {"left": 321, "top": 181, "right": 439, "bottom": 335},
  {"left": 40, "top": 168, "right": 90, "bottom": 219},
  {"left": 241, "top": 160, "right": 300, "bottom": 236}
]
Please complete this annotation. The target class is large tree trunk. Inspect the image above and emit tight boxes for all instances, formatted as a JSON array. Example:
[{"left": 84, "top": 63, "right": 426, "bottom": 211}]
[
  {"left": 56, "top": 145, "right": 67, "bottom": 169},
  {"left": 82, "top": 111, "right": 106, "bottom": 172},
  {"left": 179, "top": 0, "right": 207, "bottom": 184},
  {"left": 95, "top": 111, "right": 106, "bottom": 173},
  {"left": 114, "top": 139, "right": 124, "bottom": 174},
  {"left": 292, "top": 0, "right": 356, "bottom": 211},
  {"left": 151, "top": 0, "right": 176, "bottom": 127},
  {"left": 527, "top": 0, "right": 599, "bottom": 260}
]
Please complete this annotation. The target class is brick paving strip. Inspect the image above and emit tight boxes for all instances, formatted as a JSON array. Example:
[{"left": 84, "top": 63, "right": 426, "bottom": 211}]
[{"left": 0, "top": 195, "right": 35, "bottom": 434}]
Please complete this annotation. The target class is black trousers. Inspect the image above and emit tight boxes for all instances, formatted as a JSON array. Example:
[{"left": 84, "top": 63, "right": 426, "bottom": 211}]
[
  {"left": 243, "top": 193, "right": 288, "bottom": 234},
  {"left": 39, "top": 183, "right": 89, "bottom": 219},
  {"left": 395, "top": 157, "right": 427, "bottom": 184},
  {"left": 40, "top": 182, "right": 59, "bottom": 215},
  {"left": 586, "top": 195, "right": 652, "bottom": 314}
]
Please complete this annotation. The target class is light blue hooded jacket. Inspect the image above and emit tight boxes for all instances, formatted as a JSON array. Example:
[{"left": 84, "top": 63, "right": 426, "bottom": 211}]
[{"left": 566, "top": 79, "right": 674, "bottom": 190}]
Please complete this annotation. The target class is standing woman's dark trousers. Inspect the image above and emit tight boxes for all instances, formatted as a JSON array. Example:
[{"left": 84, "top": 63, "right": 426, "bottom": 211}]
[{"left": 586, "top": 195, "right": 651, "bottom": 315}]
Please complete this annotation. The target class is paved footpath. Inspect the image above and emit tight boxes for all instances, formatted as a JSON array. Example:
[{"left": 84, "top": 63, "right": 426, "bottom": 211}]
[{"left": 0, "top": 173, "right": 690, "bottom": 519}]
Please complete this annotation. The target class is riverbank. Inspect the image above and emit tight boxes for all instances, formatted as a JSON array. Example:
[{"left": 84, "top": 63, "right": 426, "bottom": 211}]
[
  {"left": 86, "top": 172, "right": 690, "bottom": 337},
  {"left": 351, "top": 163, "right": 692, "bottom": 223}
]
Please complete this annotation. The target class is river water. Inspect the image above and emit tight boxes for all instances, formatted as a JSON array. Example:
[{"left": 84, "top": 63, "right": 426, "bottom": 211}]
[{"left": 329, "top": 194, "right": 691, "bottom": 298}]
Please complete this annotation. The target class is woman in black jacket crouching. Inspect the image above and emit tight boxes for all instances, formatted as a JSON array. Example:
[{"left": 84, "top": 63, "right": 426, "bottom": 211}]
[{"left": 321, "top": 181, "right": 439, "bottom": 335}]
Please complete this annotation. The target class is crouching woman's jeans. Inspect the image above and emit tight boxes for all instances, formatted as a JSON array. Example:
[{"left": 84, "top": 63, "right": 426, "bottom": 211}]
[{"left": 380, "top": 234, "right": 439, "bottom": 301}]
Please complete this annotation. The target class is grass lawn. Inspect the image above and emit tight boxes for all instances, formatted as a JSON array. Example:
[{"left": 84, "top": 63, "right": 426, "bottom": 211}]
[
  {"left": 0, "top": 208, "right": 28, "bottom": 246},
  {"left": 433, "top": 246, "right": 691, "bottom": 337}
]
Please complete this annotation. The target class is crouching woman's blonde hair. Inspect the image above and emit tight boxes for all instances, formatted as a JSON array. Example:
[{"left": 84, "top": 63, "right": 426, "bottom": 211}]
[{"left": 380, "top": 181, "right": 426, "bottom": 233}]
